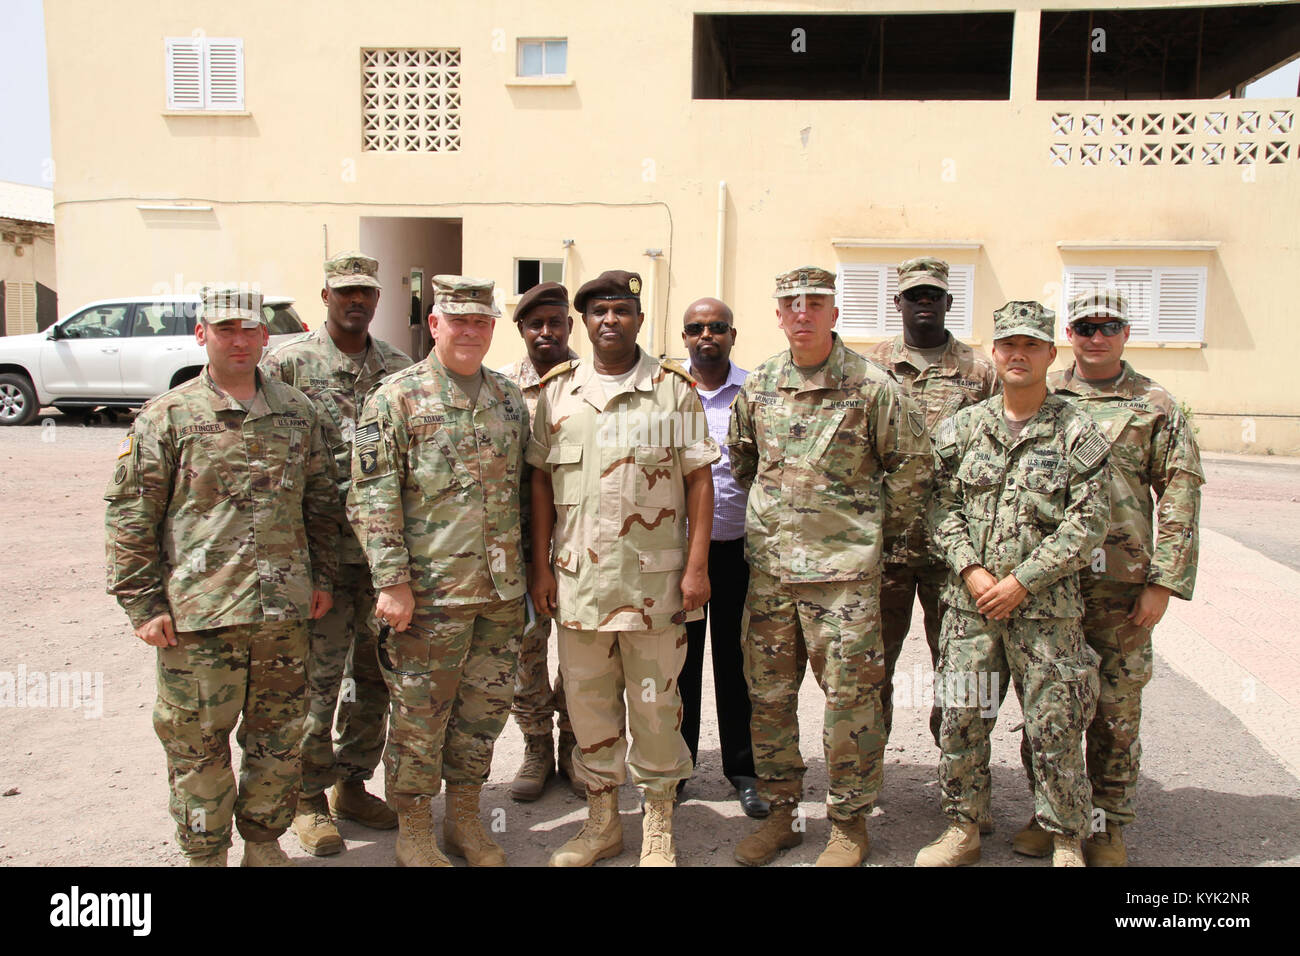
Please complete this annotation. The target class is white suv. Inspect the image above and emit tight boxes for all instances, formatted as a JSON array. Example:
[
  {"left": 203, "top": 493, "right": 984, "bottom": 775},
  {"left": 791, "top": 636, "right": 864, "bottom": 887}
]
[{"left": 0, "top": 295, "right": 306, "bottom": 425}]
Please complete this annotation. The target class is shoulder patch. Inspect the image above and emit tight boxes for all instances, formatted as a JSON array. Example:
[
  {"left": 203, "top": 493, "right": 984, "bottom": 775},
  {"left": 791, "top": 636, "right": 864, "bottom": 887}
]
[
  {"left": 661, "top": 359, "right": 696, "bottom": 386},
  {"left": 539, "top": 359, "right": 576, "bottom": 385},
  {"left": 1072, "top": 427, "right": 1109, "bottom": 470},
  {"left": 116, "top": 435, "right": 134, "bottom": 459},
  {"left": 934, "top": 417, "right": 958, "bottom": 451}
]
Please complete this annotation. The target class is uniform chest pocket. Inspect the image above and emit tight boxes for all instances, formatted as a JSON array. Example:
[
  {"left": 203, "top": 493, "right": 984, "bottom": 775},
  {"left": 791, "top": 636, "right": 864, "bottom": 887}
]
[
  {"left": 813, "top": 408, "right": 868, "bottom": 479},
  {"left": 409, "top": 426, "right": 475, "bottom": 499},
  {"left": 1020, "top": 463, "right": 1067, "bottom": 525},
  {"left": 955, "top": 458, "right": 1004, "bottom": 489},
  {"left": 547, "top": 444, "right": 584, "bottom": 506},
  {"left": 634, "top": 446, "right": 677, "bottom": 507},
  {"left": 176, "top": 435, "right": 239, "bottom": 514}
]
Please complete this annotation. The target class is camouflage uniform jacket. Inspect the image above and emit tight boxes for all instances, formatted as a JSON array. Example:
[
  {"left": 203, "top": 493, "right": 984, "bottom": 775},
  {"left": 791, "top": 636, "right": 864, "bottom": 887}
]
[
  {"left": 1050, "top": 362, "right": 1203, "bottom": 599},
  {"left": 726, "top": 333, "right": 932, "bottom": 584},
  {"left": 348, "top": 352, "right": 528, "bottom": 606},
  {"left": 261, "top": 324, "right": 411, "bottom": 565},
  {"left": 525, "top": 348, "right": 720, "bottom": 632},
  {"left": 500, "top": 349, "right": 578, "bottom": 570},
  {"left": 868, "top": 332, "right": 999, "bottom": 565},
  {"left": 930, "top": 393, "right": 1111, "bottom": 618},
  {"left": 104, "top": 368, "right": 339, "bottom": 630}
]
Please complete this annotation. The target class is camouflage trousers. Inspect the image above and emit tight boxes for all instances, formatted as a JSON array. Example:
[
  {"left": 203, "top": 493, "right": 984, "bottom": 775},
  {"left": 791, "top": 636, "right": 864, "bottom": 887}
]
[
  {"left": 153, "top": 620, "right": 309, "bottom": 857},
  {"left": 880, "top": 559, "right": 946, "bottom": 746},
  {"left": 742, "top": 569, "right": 886, "bottom": 822},
  {"left": 1018, "top": 580, "right": 1153, "bottom": 828},
  {"left": 300, "top": 561, "right": 389, "bottom": 797},
  {"left": 556, "top": 624, "right": 692, "bottom": 800},
  {"left": 378, "top": 598, "right": 523, "bottom": 811},
  {"left": 938, "top": 608, "right": 1100, "bottom": 837},
  {"left": 511, "top": 610, "right": 571, "bottom": 737}
]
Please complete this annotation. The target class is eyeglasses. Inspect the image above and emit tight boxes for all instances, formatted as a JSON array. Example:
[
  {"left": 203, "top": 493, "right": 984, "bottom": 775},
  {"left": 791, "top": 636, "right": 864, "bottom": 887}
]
[
  {"left": 684, "top": 321, "right": 732, "bottom": 336},
  {"left": 1070, "top": 320, "right": 1126, "bottom": 337},
  {"left": 901, "top": 287, "right": 945, "bottom": 303}
]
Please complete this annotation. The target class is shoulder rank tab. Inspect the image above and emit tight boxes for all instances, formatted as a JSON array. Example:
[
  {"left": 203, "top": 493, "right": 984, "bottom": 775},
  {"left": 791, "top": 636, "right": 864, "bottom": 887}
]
[
  {"left": 660, "top": 359, "right": 697, "bottom": 386},
  {"left": 539, "top": 359, "right": 576, "bottom": 385}
]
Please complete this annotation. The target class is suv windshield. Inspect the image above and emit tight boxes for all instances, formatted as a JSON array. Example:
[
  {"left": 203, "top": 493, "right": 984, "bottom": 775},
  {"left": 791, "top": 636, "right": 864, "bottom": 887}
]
[{"left": 265, "top": 303, "right": 304, "bottom": 335}]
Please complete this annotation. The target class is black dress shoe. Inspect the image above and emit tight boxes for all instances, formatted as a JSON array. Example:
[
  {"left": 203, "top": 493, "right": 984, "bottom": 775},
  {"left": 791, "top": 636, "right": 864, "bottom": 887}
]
[{"left": 733, "top": 777, "right": 770, "bottom": 819}]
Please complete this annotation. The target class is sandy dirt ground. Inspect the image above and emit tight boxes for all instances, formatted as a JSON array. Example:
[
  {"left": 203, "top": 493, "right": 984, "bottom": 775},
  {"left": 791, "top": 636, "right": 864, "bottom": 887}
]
[{"left": 0, "top": 413, "right": 1297, "bottom": 867}]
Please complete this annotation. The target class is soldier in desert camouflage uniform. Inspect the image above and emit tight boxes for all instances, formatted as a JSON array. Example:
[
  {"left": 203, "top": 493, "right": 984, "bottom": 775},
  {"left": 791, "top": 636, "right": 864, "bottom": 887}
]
[
  {"left": 1011, "top": 288, "right": 1203, "bottom": 867},
  {"left": 105, "top": 285, "right": 338, "bottom": 867},
  {"left": 349, "top": 275, "right": 527, "bottom": 867},
  {"left": 916, "top": 301, "right": 1108, "bottom": 869},
  {"left": 498, "top": 281, "right": 581, "bottom": 801},
  {"left": 727, "top": 266, "right": 930, "bottom": 868},
  {"left": 529, "top": 269, "right": 718, "bottom": 867},
  {"left": 867, "top": 257, "right": 998, "bottom": 750},
  {"left": 262, "top": 251, "right": 411, "bottom": 855}
]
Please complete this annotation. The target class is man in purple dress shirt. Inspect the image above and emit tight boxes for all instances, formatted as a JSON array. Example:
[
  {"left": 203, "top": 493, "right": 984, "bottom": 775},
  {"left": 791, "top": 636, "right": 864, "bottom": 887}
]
[{"left": 679, "top": 298, "right": 768, "bottom": 818}]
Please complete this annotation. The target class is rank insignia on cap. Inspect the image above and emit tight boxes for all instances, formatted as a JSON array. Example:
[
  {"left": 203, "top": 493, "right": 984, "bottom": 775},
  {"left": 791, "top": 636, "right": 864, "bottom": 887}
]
[
  {"left": 798, "top": 272, "right": 809, "bottom": 285},
  {"left": 628, "top": 276, "right": 642, "bottom": 295}
]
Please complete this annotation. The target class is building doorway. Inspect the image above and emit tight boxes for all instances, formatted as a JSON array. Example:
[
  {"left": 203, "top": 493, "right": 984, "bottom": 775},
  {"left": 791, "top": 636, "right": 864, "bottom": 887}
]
[{"left": 358, "top": 216, "right": 462, "bottom": 359}]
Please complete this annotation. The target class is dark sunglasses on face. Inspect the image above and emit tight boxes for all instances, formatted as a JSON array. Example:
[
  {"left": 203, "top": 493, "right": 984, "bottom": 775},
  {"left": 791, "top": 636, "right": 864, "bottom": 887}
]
[
  {"left": 684, "top": 321, "right": 732, "bottom": 336},
  {"left": 1071, "top": 320, "right": 1126, "bottom": 337},
  {"left": 901, "top": 287, "right": 944, "bottom": 303}
]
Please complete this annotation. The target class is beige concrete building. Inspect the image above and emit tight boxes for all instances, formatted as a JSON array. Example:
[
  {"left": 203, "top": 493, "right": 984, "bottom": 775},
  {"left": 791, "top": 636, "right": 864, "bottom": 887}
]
[
  {"left": 0, "top": 181, "right": 57, "bottom": 335},
  {"left": 44, "top": 0, "right": 1300, "bottom": 451}
]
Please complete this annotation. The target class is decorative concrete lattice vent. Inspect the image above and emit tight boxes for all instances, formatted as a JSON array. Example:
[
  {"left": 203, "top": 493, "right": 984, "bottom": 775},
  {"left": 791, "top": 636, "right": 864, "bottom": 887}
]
[
  {"left": 1049, "top": 107, "right": 1293, "bottom": 168},
  {"left": 362, "top": 48, "right": 461, "bottom": 152}
]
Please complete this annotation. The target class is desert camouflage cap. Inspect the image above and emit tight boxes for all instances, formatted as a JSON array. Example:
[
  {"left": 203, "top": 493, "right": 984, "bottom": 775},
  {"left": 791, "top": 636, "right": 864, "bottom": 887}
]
[
  {"left": 1068, "top": 287, "right": 1128, "bottom": 325},
  {"left": 897, "top": 257, "right": 950, "bottom": 293},
  {"left": 993, "top": 301, "right": 1056, "bottom": 342},
  {"left": 325, "top": 251, "right": 382, "bottom": 290},
  {"left": 199, "top": 284, "right": 264, "bottom": 326},
  {"left": 772, "top": 266, "right": 836, "bottom": 299},
  {"left": 432, "top": 274, "right": 501, "bottom": 317}
]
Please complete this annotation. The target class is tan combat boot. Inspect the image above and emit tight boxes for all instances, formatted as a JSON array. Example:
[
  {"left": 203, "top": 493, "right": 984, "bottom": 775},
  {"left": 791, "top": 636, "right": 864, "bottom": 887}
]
[
  {"left": 1085, "top": 826, "right": 1127, "bottom": 867},
  {"left": 734, "top": 801, "right": 802, "bottom": 866},
  {"left": 330, "top": 779, "right": 397, "bottom": 830},
  {"left": 443, "top": 784, "right": 507, "bottom": 867},
  {"left": 510, "top": 733, "right": 555, "bottom": 802},
  {"left": 914, "top": 821, "right": 981, "bottom": 867},
  {"left": 1012, "top": 815, "right": 1052, "bottom": 858},
  {"left": 395, "top": 801, "right": 451, "bottom": 867},
  {"left": 640, "top": 797, "right": 677, "bottom": 867},
  {"left": 240, "top": 839, "right": 295, "bottom": 867},
  {"left": 187, "top": 849, "right": 228, "bottom": 867},
  {"left": 292, "top": 792, "right": 344, "bottom": 856},
  {"left": 1052, "top": 833, "right": 1086, "bottom": 867},
  {"left": 557, "top": 730, "right": 585, "bottom": 797},
  {"left": 816, "top": 815, "right": 870, "bottom": 867},
  {"left": 549, "top": 787, "right": 623, "bottom": 867}
]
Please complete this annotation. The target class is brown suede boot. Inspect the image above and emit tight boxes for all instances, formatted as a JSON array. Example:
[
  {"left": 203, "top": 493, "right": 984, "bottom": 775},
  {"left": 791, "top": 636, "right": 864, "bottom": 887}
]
[
  {"left": 549, "top": 787, "right": 623, "bottom": 867},
  {"left": 510, "top": 733, "right": 555, "bottom": 802},
  {"left": 442, "top": 784, "right": 507, "bottom": 867},
  {"left": 292, "top": 792, "right": 343, "bottom": 856},
  {"left": 815, "top": 815, "right": 869, "bottom": 867},
  {"left": 330, "top": 779, "right": 397, "bottom": 830},
  {"left": 914, "top": 821, "right": 981, "bottom": 867},
  {"left": 734, "top": 801, "right": 802, "bottom": 866},
  {"left": 1085, "top": 826, "right": 1128, "bottom": 867},
  {"left": 639, "top": 797, "right": 677, "bottom": 867},
  {"left": 1012, "top": 815, "right": 1052, "bottom": 858},
  {"left": 395, "top": 800, "right": 451, "bottom": 867}
]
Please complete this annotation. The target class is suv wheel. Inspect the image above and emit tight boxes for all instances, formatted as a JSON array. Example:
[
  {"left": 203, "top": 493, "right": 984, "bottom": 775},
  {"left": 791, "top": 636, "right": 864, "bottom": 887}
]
[{"left": 0, "top": 373, "right": 39, "bottom": 426}]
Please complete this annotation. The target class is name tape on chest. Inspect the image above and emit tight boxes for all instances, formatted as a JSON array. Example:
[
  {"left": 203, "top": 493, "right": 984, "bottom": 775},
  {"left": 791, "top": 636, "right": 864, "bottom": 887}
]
[
  {"left": 179, "top": 423, "right": 227, "bottom": 438},
  {"left": 410, "top": 413, "right": 449, "bottom": 427},
  {"left": 750, "top": 392, "right": 782, "bottom": 406}
]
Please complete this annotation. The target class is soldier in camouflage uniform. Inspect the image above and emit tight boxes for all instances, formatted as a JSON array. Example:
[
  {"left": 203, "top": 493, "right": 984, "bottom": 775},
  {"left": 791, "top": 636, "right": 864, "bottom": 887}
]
[
  {"left": 1011, "top": 288, "right": 1203, "bottom": 866},
  {"left": 348, "top": 275, "right": 527, "bottom": 867},
  {"left": 262, "top": 251, "right": 411, "bottom": 856},
  {"left": 529, "top": 270, "right": 718, "bottom": 867},
  {"left": 916, "top": 301, "right": 1109, "bottom": 869},
  {"left": 498, "top": 281, "right": 581, "bottom": 801},
  {"left": 727, "top": 267, "right": 930, "bottom": 867},
  {"left": 867, "top": 257, "right": 998, "bottom": 751},
  {"left": 105, "top": 285, "right": 339, "bottom": 867}
]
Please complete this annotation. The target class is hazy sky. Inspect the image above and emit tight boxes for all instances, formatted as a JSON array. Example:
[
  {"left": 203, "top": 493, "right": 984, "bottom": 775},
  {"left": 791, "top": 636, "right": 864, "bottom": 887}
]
[
  {"left": 1, "top": 0, "right": 52, "bottom": 187},
  {"left": 1, "top": 1, "right": 1295, "bottom": 190}
]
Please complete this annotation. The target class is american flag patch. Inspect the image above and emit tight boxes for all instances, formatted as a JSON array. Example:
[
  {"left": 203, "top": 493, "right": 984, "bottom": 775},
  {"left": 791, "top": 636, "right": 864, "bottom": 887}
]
[
  {"left": 117, "top": 435, "right": 134, "bottom": 458},
  {"left": 355, "top": 422, "right": 380, "bottom": 447}
]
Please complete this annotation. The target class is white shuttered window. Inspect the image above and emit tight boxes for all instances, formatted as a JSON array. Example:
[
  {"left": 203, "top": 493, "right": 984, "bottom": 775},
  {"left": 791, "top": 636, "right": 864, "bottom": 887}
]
[
  {"left": 1061, "top": 266, "right": 1205, "bottom": 343},
  {"left": 166, "top": 38, "right": 244, "bottom": 110},
  {"left": 836, "top": 263, "right": 974, "bottom": 339}
]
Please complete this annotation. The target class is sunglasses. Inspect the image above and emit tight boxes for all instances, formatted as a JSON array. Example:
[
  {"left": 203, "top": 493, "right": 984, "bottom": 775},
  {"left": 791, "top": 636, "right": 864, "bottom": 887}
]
[
  {"left": 1071, "top": 320, "right": 1126, "bottom": 337},
  {"left": 901, "top": 287, "right": 945, "bottom": 303},
  {"left": 684, "top": 321, "right": 732, "bottom": 336}
]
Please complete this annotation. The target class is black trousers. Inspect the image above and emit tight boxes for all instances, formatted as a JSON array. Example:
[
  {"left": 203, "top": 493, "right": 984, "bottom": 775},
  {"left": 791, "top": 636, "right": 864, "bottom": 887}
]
[{"left": 680, "top": 537, "right": 756, "bottom": 785}]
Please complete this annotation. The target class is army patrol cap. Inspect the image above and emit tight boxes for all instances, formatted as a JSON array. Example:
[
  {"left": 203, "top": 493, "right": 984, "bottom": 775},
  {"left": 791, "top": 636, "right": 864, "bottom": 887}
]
[
  {"left": 1068, "top": 287, "right": 1128, "bottom": 325},
  {"left": 897, "top": 257, "right": 950, "bottom": 293},
  {"left": 432, "top": 274, "right": 501, "bottom": 317},
  {"left": 199, "top": 285, "right": 264, "bottom": 327},
  {"left": 573, "top": 270, "right": 642, "bottom": 314},
  {"left": 515, "top": 281, "right": 570, "bottom": 323},
  {"left": 993, "top": 301, "right": 1056, "bottom": 343},
  {"left": 324, "top": 251, "right": 382, "bottom": 290},
  {"left": 772, "top": 266, "right": 836, "bottom": 299}
]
